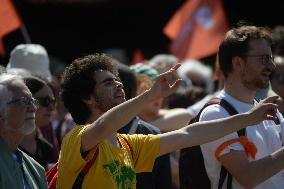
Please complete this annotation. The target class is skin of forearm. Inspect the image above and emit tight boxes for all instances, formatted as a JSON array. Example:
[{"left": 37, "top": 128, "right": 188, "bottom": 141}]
[
  {"left": 239, "top": 147, "right": 284, "bottom": 188},
  {"left": 94, "top": 89, "right": 155, "bottom": 136},
  {"left": 180, "top": 112, "right": 252, "bottom": 147},
  {"left": 159, "top": 112, "right": 253, "bottom": 156},
  {"left": 82, "top": 90, "right": 156, "bottom": 151}
]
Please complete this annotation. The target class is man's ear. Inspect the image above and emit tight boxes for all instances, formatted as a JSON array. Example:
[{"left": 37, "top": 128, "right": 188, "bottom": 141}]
[{"left": 232, "top": 56, "right": 245, "bottom": 71}]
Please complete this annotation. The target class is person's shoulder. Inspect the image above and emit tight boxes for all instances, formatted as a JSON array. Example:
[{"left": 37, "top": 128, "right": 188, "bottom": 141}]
[
  {"left": 63, "top": 124, "right": 88, "bottom": 140},
  {"left": 21, "top": 150, "right": 45, "bottom": 170},
  {"left": 199, "top": 103, "right": 230, "bottom": 121},
  {"left": 137, "top": 118, "right": 161, "bottom": 134},
  {"left": 118, "top": 133, "right": 159, "bottom": 143}
]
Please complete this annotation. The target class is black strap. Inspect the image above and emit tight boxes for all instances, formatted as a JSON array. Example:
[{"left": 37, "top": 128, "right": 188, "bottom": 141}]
[
  {"left": 219, "top": 128, "right": 246, "bottom": 189},
  {"left": 190, "top": 97, "right": 222, "bottom": 125},
  {"left": 194, "top": 97, "right": 246, "bottom": 189},
  {"left": 72, "top": 149, "right": 99, "bottom": 189},
  {"left": 218, "top": 166, "right": 228, "bottom": 189},
  {"left": 217, "top": 99, "right": 247, "bottom": 189}
]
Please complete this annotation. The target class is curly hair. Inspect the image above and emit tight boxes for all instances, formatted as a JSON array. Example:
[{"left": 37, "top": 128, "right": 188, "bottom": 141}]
[
  {"left": 219, "top": 25, "right": 272, "bottom": 78},
  {"left": 61, "top": 53, "right": 118, "bottom": 125}
]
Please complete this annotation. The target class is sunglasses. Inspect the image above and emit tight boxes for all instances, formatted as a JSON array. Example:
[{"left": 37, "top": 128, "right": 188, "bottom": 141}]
[
  {"left": 7, "top": 97, "right": 39, "bottom": 108},
  {"left": 37, "top": 97, "right": 56, "bottom": 107}
]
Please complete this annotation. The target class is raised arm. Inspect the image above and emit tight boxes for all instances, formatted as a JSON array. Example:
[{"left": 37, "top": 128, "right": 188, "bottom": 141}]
[
  {"left": 158, "top": 96, "right": 279, "bottom": 156},
  {"left": 81, "top": 64, "right": 182, "bottom": 152}
]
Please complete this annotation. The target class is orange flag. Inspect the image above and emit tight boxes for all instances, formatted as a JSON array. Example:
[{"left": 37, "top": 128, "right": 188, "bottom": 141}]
[
  {"left": 163, "top": 0, "right": 228, "bottom": 61},
  {"left": 132, "top": 49, "right": 145, "bottom": 64},
  {"left": 0, "top": 0, "right": 22, "bottom": 55}
]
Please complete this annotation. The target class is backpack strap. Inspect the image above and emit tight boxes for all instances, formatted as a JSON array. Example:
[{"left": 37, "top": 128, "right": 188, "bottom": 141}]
[
  {"left": 71, "top": 148, "right": 99, "bottom": 189},
  {"left": 218, "top": 166, "right": 228, "bottom": 189},
  {"left": 190, "top": 97, "right": 222, "bottom": 124},
  {"left": 218, "top": 129, "right": 247, "bottom": 189},
  {"left": 189, "top": 97, "right": 240, "bottom": 189},
  {"left": 216, "top": 98, "right": 241, "bottom": 189},
  {"left": 179, "top": 97, "right": 243, "bottom": 189}
]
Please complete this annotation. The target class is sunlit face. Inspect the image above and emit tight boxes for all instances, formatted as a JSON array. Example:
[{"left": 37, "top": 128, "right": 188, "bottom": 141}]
[
  {"left": 34, "top": 84, "right": 55, "bottom": 127},
  {"left": 241, "top": 39, "right": 276, "bottom": 90},
  {"left": 1, "top": 80, "right": 37, "bottom": 135},
  {"left": 93, "top": 70, "right": 125, "bottom": 113}
]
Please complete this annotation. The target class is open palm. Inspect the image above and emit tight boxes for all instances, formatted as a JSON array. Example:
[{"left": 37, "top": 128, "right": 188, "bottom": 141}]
[{"left": 149, "top": 64, "right": 182, "bottom": 100}]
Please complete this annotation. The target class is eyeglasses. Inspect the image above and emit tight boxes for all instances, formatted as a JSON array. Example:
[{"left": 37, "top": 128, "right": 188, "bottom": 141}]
[
  {"left": 37, "top": 96, "right": 56, "bottom": 108},
  {"left": 7, "top": 97, "right": 39, "bottom": 108},
  {"left": 244, "top": 54, "right": 274, "bottom": 65}
]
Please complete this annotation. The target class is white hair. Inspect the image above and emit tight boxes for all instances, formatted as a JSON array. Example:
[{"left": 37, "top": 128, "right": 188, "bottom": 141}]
[
  {"left": 0, "top": 74, "right": 22, "bottom": 113},
  {"left": 178, "top": 59, "right": 213, "bottom": 92},
  {"left": 148, "top": 54, "right": 179, "bottom": 73},
  {"left": 7, "top": 68, "right": 33, "bottom": 78},
  {"left": 149, "top": 54, "right": 178, "bottom": 66}
]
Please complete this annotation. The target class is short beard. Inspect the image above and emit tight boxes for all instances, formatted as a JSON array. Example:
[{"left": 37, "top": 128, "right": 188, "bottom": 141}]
[
  {"left": 93, "top": 92, "right": 116, "bottom": 113},
  {"left": 3, "top": 113, "right": 36, "bottom": 135},
  {"left": 3, "top": 122, "right": 35, "bottom": 135},
  {"left": 241, "top": 71, "right": 269, "bottom": 90}
]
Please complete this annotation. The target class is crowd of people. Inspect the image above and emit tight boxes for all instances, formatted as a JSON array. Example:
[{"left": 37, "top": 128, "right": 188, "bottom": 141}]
[{"left": 0, "top": 24, "right": 284, "bottom": 189}]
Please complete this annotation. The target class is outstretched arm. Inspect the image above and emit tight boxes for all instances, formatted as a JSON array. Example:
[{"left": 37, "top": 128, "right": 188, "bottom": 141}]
[
  {"left": 219, "top": 146, "right": 284, "bottom": 188},
  {"left": 158, "top": 96, "right": 279, "bottom": 156},
  {"left": 218, "top": 97, "right": 284, "bottom": 188},
  {"left": 81, "top": 64, "right": 182, "bottom": 152}
]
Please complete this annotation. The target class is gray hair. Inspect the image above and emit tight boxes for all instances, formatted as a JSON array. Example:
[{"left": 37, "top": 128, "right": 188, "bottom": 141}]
[{"left": 0, "top": 74, "right": 22, "bottom": 113}]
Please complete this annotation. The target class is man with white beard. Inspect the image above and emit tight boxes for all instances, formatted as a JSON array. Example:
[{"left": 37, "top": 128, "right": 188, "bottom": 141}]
[{"left": 0, "top": 74, "right": 48, "bottom": 189}]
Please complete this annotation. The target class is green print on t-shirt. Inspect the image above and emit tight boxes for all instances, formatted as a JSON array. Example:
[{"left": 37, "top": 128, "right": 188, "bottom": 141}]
[{"left": 103, "top": 160, "right": 135, "bottom": 189}]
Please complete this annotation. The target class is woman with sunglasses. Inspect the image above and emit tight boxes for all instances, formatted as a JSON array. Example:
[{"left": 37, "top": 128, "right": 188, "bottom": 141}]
[{"left": 19, "top": 76, "right": 58, "bottom": 169}]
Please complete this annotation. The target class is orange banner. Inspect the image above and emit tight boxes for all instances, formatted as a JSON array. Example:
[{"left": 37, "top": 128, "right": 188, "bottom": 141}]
[
  {"left": 132, "top": 49, "right": 144, "bottom": 64},
  {"left": 164, "top": 0, "right": 228, "bottom": 61},
  {"left": 0, "top": 0, "right": 22, "bottom": 55}
]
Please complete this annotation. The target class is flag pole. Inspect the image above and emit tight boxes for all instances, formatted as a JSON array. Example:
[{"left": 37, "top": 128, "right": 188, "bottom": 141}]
[{"left": 20, "top": 25, "right": 31, "bottom": 43}]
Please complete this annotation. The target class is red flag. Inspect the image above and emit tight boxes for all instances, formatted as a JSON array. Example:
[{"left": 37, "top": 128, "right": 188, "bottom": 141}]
[
  {"left": 0, "top": 0, "right": 22, "bottom": 55},
  {"left": 163, "top": 0, "right": 228, "bottom": 60},
  {"left": 132, "top": 49, "right": 144, "bottom": 64}
]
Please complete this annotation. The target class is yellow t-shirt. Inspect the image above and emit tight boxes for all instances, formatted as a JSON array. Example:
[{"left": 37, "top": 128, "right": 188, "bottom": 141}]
[{"left": 57, "top": 124, "right": 160, "bottom": 189}]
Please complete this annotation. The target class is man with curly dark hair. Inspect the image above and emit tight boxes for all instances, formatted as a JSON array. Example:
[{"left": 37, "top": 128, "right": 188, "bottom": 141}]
[
  {"left": 61, "top": 54, "right": 118, "bottom": 124},
  {"left": 57, "top": 53, "right": 278, "bottom": 189}
]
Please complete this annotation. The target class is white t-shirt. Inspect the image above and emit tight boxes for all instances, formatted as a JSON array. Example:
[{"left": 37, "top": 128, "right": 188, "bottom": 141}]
[
  {"left": 187, "top": 91, "right": 220, "bottom": 117},
  {"left": 200, "top": 90, "right": 284, "bottom": 189}
]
